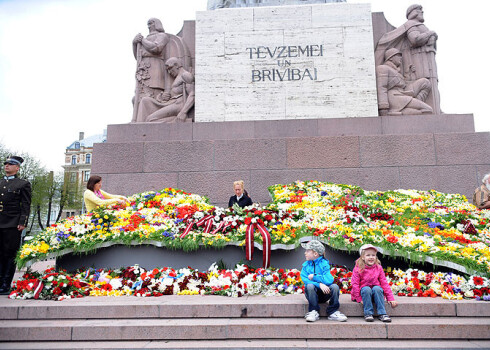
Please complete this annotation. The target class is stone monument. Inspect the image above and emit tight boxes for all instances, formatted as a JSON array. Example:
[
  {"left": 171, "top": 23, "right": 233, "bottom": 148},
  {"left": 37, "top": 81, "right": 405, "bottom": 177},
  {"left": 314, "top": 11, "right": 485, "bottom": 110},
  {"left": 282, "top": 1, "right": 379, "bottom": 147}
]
[
  {"left": 196, "top": 2, "right": 378, "bottom": 122},
  {"left": 84, "top": 3, "right": 490, "bottom": 270},
  {"left": 95, "top": 1, "right": 487, "bottom": 208}
]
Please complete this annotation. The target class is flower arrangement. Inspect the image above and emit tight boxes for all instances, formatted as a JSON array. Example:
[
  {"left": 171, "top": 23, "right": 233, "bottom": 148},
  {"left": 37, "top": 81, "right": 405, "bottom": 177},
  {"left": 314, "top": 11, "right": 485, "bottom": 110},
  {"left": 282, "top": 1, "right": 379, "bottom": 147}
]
[
  {"left": 268, "top": 181, "right": 490, "bottom": 276},
  {"left": 9, "top": 264, "right": 490, "bottom": 301},
  {"left": 16, "top": 182, "right": 490, "bottom": 277}
]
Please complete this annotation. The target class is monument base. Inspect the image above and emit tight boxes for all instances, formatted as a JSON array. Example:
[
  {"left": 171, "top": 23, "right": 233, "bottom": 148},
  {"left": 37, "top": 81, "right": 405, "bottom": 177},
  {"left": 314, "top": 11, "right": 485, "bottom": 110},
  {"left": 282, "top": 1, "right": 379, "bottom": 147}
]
[
  {"left": 55, "top": 244, "right": 356, "bottom": 271},
  {"left": 92, "top": 114, "right": 489, "bottom": 208},
  {"left": 55, "top": 243, "right": 468, "bottom": 276}
]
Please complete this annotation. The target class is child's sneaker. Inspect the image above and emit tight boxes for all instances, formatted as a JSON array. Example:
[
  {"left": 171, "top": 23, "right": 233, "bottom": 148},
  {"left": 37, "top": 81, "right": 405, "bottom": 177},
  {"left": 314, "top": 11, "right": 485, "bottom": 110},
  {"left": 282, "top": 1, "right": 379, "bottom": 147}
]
[
  {"left": 364, "top": 314, "right": 374, "bottom": 322},
  {"left": 378, "top": 314, "right": 391, "bottom": 323},
  {"left": 327, "top": 310, "right": 348, "bottom": 322},
  {"left": 305, "top": 310, "right": 320, "bottom": 322}
]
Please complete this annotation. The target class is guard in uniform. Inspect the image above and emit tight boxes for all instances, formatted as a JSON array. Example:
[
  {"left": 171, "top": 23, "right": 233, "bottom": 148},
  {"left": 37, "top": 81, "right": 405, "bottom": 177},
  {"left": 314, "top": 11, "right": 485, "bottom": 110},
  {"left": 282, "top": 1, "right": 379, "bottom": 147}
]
[{"left": 0, "top": 156, "right": 31, "bottom": 295}]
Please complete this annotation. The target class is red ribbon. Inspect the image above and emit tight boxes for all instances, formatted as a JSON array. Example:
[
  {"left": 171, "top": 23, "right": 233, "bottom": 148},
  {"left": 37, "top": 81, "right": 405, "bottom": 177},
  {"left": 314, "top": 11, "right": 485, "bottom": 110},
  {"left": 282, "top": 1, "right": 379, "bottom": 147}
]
[
  {"left": 196, "top": 215, "right": 214, "bottom": 233},
  {"left": 33, "top": 280, "right": 44, "bottom": 299},
  {"left": 180, "top": 215, "right": 214, "bottom": 238},
  {"left": 245, "top": 222, "right": 271, "bottom": 268},
  {"left": 180, "top": 221, "right": 195, "bottom": 239}
]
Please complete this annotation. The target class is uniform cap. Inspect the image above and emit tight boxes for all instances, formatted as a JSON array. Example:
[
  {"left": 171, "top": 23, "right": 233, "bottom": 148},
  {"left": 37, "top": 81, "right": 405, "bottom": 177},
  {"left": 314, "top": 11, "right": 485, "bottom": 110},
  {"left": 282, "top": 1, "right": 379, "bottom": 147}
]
[{"left": 3, "top": 155, "right": 24, "bottom": 166}]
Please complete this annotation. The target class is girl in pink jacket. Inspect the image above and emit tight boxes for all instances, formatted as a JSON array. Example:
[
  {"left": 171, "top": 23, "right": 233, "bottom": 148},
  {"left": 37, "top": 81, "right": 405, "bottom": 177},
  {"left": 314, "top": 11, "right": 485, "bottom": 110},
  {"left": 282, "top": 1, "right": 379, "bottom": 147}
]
[{"left": 351, "top": 244, "right": 397, "bottom": 322}]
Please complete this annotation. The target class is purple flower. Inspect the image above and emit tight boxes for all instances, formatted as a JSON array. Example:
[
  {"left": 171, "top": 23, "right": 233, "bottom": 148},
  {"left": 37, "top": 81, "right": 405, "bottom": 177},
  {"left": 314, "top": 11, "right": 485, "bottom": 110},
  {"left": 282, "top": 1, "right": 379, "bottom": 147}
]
[
  {"left": 428, "top": 221, "right": 444, "bottom": 229},
  {"left": 162, "top": 231, "right": 175, "bottom": 240}
]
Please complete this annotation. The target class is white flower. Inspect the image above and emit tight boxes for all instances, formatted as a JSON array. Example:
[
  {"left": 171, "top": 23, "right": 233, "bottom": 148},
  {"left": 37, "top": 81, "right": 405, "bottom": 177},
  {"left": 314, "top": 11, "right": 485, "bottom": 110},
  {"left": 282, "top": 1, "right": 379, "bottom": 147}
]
[{"left": 109, "top": 278, "right": 122, "bottom": 290}]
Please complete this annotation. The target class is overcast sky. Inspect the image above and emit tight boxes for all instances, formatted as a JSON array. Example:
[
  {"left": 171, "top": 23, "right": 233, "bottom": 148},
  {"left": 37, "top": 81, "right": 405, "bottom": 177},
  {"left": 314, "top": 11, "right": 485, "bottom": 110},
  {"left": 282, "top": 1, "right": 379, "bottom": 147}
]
[{"left": 0, "top": 0, "right": 488, "bottom": 171}]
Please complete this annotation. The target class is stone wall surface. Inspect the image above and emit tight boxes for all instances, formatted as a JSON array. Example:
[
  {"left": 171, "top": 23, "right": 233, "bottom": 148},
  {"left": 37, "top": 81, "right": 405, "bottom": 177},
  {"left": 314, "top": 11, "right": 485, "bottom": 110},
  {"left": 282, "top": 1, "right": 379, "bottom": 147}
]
[
  {"left": 195, "top": 3, "right": 379, "bottom": 122},
  {"left": 92, "top": 115, "right": 489, "bottom": 208},
  {"left": 108, "top": 114, "right": 475, "bottom": 143}
]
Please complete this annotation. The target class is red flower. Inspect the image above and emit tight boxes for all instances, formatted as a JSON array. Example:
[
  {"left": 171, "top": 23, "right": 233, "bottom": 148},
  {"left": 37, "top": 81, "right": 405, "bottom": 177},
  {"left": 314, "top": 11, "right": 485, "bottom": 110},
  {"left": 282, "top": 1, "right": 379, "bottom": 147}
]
[
  {"left": 473, "top": 289, "right": 483, "bottom": 297},
  {"left": 473, "top": 276, "right": 484, "bottom": 286},
  {"left": 387, "top": 235, "right": 398, "bottom": 243}
]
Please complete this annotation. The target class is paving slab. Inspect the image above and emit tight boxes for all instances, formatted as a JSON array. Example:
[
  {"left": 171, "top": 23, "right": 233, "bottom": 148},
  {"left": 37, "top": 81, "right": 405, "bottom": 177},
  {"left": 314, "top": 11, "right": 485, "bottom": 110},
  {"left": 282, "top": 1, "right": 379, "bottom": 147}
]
[
  {"left": 387, "top": 317, "right": 490, "bottom": 339},
  {"left": 456, "top": 299, "right": 490, "bottom": 317},
  {"left": 0, "top": 319, "right": 76, "bottom": 341}
]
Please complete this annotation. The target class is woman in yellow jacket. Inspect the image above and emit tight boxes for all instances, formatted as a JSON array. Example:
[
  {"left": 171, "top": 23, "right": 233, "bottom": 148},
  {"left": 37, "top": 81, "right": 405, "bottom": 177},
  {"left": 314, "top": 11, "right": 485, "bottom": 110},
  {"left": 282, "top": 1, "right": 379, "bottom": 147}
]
[{"left": 83, "top": 175, "right": 128, "bottom": 212}]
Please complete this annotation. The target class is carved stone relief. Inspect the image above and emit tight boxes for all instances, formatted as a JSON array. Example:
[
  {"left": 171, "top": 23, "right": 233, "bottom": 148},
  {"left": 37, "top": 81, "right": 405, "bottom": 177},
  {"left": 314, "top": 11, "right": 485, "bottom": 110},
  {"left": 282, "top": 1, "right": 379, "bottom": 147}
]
[
  {"left": 131, "top": 19, "right": 193, "bottom": 123},
  {"left": 375, "top": 4, "right": 441, "bottom": 115}
]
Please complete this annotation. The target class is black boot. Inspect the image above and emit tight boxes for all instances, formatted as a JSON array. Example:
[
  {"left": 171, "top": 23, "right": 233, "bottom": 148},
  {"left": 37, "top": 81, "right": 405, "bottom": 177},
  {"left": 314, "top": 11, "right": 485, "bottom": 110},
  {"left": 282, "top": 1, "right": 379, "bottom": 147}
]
[
  {"left": 0, "top": 279, "right": 8, "bottom": 295},
  {"left": 0, "top": 258, "right": 7, "bottom": 294},
  {"left": 0, "top": 258, "right": 16, "bottom": 295}
]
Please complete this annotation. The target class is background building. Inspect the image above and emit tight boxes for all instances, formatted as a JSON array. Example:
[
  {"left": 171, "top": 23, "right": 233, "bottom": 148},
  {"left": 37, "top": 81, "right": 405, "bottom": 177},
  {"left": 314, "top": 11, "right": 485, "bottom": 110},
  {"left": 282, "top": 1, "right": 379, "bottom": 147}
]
[{"left": 62, "top": 130, "right": 106, "bottom": 217}]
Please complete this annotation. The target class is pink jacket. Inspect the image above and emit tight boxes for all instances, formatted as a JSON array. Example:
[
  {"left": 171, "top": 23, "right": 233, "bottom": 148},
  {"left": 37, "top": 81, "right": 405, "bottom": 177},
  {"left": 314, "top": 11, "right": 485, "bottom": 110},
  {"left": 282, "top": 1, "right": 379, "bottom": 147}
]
[{"left": 350, "top": 263, "right": 395, "bottom": 303}]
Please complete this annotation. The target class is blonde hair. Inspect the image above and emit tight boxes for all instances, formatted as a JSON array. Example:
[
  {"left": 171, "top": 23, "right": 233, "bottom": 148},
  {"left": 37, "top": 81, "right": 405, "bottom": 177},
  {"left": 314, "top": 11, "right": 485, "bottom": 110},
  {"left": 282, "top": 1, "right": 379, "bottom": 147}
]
[
  {"left": 233, "top": 180, "right": 244, "bottom": 190},
  {"left": 355, "top": 249, "right": 381, "bottom": 272}
]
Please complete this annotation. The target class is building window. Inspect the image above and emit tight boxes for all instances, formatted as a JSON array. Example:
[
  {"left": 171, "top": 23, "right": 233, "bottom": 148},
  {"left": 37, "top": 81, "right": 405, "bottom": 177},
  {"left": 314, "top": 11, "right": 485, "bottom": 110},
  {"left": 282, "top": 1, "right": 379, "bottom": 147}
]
[
  {"left": 86, "top": 154, "right": 91, "bottom": 164},
  {"left": 70, "top": 173, "right": 76, "bottom": 183},
  {"left": 74, "top": 142, "right": 80, "bottom": 149},
  {"left": 71, "top": 155, "right": 77, "bottom": 165},
  {"left": 84, "top": 171, "right": 90, "bottom": 182}
]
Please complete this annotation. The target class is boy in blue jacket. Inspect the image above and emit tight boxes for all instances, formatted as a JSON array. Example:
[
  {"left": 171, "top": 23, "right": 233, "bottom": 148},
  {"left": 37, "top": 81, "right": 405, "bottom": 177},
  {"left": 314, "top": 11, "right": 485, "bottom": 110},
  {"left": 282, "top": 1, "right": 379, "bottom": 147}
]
[{"left": 300, "top": 240, "right": 347, "bottom": 322}]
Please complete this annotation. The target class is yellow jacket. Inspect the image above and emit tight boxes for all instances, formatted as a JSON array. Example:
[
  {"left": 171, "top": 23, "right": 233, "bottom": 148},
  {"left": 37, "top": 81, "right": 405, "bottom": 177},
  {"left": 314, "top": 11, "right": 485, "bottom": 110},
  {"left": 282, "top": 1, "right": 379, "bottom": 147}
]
[{"left": 83, "top": 189, "right": 125, "bottom": 212}]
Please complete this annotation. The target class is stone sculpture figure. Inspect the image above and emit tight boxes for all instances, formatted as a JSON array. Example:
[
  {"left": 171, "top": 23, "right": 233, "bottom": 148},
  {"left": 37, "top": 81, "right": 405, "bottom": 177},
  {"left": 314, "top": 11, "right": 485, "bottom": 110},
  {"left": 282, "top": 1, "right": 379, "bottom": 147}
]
[
  {"left": 375, "top": 4, "right": 441, "bottom": 114},
  {"left": 136, "top": 57, "right": 195, "bottom": 123},
  {"left": 132, "top": 18, "right": 169, "bottom": 122},
  {"left": 376, "top": 48, "right": 432, "bottom": 116}
]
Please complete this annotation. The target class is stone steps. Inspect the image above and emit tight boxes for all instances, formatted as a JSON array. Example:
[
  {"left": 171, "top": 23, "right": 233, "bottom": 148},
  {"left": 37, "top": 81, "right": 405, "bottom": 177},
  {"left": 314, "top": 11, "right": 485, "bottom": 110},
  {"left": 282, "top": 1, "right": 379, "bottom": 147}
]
[
  {"left": 1, "top": 340, "right": 490, "bottom": 350},
  {"left": 1, "top": 295, "right": 487, "bottom": 319},
  {"left": 1, "top": 294, "right": 489, "bottom": 349},
  {"left": 1, "top": 316, "right": 490, "bottom": 341}
]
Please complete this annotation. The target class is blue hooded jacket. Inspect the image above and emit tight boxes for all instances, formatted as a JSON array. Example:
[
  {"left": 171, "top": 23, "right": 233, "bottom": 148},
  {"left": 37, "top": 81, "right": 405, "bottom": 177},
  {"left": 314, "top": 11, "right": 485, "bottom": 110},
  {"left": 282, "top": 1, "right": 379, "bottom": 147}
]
[{"left": 300, "top": 256, "right": 334, "bottom": 287}]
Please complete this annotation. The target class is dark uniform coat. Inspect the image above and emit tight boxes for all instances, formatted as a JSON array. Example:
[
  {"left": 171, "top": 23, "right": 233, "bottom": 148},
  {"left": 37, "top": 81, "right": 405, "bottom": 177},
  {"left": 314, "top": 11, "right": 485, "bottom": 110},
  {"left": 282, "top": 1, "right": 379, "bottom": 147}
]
[
  {"left": 0, "top": 176, "right": 31, "bottom": 229},
  {"left": 228, "top": 194, "right": 253, "bottom": 208}
]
